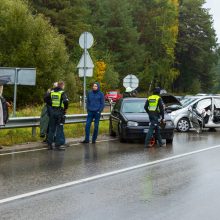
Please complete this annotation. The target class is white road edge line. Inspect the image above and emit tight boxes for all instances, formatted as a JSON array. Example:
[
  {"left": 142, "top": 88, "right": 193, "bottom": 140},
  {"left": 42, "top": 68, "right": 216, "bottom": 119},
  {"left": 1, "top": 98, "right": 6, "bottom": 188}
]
[
  {"left": 0, "top": 139, "right": 118, "bottom": 156},
  {"left": 1, "top": 144, "right": 220, "bottom": 205}
]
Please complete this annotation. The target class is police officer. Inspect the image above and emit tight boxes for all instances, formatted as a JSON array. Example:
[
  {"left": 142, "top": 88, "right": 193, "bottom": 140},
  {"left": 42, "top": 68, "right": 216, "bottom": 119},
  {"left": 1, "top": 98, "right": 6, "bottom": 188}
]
[
  {"left": 144, "top": 87, "right": 166, "bottom": 147},
  {"left": 45, "top": 81, "right": 69, "bottom": 151}
]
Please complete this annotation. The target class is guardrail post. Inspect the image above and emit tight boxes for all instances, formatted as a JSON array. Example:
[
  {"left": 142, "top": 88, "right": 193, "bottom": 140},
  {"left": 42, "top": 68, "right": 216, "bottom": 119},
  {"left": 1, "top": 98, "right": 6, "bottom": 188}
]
[{"left": 32, "top": 127, "right": 36, "bottom": 137}]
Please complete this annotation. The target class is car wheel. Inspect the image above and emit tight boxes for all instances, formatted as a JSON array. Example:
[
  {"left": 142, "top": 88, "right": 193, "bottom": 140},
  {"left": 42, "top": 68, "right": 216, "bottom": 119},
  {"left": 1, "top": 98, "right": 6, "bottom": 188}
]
[
  {"left": 118, "top": 124, "right": 126, "bottom": 143},
  {"left": 177, "top": 118, "right": 190, "bottom": 132},
  {"left": 109, "top": 120, "right": 116, "bottom": 137},
  {"left": 166, "top": 138, "right": 173, "bottom": 144}
]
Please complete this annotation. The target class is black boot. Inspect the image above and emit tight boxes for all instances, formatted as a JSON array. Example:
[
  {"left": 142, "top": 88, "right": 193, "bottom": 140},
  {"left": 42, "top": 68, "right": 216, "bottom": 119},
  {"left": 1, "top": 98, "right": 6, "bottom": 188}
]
[{"left": 81, "top": 140, "right": 89, "bottom": 144}]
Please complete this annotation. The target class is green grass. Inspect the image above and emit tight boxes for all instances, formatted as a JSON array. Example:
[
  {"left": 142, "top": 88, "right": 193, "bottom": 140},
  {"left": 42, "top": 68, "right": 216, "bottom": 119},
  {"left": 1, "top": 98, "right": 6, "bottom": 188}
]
[
  {"left": 13, "top": 102, "right": 111, "bottom": 117},
  {"left": 14, "top": 103, "right": 85, "bottom": 117},
  {"left": 1, "top": 102, "right": 110, "bottom": 146},
  {"left": 0, "top": 121, "right": 109, "bottom": 146}
]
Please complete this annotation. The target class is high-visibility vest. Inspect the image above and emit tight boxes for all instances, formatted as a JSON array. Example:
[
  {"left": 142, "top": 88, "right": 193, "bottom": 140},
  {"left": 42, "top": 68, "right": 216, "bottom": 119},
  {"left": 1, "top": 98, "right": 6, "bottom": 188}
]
[
  {"left": 51, "top": 90, "right": 64, "bottom": 108},
  {"left": 148, "top": 95, "right": 160, "bottom": 112}
]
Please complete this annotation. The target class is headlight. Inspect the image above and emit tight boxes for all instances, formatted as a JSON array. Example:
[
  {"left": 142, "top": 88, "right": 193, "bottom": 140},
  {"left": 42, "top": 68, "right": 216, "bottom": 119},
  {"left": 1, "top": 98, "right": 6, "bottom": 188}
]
[
  {"left": 127, "top": 121, "right": 138, "bottom": 127},
  {"left": 166, "top": 120, "right": 174, "bottom": 127}
]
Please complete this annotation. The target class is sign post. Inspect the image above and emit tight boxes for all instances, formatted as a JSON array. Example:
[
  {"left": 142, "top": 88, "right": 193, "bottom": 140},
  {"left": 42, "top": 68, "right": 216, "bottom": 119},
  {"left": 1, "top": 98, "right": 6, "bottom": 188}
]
[
  {"left": 77, "top": 32, "right": 94, "bottom": 112},
  {"left": 0, "top": 67, "right": 36, "bottom": 116}
]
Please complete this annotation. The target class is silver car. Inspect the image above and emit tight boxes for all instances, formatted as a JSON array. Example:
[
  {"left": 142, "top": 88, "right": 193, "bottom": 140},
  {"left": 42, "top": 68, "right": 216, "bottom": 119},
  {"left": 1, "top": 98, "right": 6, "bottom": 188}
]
[{"left": 170, "top": 95, "right": 220, "bottom": 132}]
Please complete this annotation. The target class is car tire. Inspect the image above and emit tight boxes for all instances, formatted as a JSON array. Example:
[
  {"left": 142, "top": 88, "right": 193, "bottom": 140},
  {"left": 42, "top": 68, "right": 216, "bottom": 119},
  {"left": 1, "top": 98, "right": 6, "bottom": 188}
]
[
  {"left": 177, "top": 118, "right": 190, "bottom": 132},
  {"left": 118, "top": 124, "right": 126, "bottom": 143},
  {"left": 166, "top": 138, "right": 173, "bottom": 144},
  {"left": 109, "top": 120, "right": 116, "bottom": 137}
]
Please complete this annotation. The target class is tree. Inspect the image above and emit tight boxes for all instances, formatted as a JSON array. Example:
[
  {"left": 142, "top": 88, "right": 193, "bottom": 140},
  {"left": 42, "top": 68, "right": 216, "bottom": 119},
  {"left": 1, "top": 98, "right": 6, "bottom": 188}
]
[
  {"left": 89, "top": 0, "right": 144, "bottom": 81},
  {"left": 174, "top": 0, "right": 218, "bottom": 93},
  {"left": 133, "top": 0, "right": 179, "bottom": 90},
  {"left": 94, "top": 56, "right": 119, "bottom": 93},
  {"left": 0, "top": 0, "right": 76, "bottom": 105},
  {"left": 31, "top": 0, "right": 91, "bottom": 60}
]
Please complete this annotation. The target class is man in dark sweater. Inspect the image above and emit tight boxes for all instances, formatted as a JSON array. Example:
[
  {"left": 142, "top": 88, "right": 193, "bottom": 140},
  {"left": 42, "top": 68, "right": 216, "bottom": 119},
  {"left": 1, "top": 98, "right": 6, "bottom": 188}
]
[{"left": 81, "top": 82, "right": 105, "bottom": 144}]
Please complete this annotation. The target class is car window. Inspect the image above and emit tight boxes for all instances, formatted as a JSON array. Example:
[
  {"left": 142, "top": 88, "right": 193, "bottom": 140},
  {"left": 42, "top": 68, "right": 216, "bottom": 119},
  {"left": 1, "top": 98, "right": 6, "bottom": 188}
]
[
  {"left": 195, "top": 98, "right": 212, "bottom": 110},
  {"left": 122, "top": 101, "right": 146, "bottom": 113},
  {"left": 214, "top": 98, "right": 220, "bottom": 109},
  {"left": 108, "top": 91, "right": 117, "bottom": 95},
  {"left": 181, "top": 97, "right": 198, "bottom": 107}
]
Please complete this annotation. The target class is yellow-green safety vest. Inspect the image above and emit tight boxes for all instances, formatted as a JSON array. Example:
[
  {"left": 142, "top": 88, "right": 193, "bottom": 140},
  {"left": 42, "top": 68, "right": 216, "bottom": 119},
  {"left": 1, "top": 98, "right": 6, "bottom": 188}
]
[
  {"left": 51, "top": 90, "right": 64, "bottom": 108},
  {"left": 148, "top": 95, "right": 160, "bottom": 112}
]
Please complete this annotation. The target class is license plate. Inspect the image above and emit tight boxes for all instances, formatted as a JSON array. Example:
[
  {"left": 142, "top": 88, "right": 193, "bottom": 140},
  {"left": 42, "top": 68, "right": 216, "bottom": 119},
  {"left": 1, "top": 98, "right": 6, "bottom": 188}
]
[{"left": 143, "top": 129, "right": 149, "bottom": 133}]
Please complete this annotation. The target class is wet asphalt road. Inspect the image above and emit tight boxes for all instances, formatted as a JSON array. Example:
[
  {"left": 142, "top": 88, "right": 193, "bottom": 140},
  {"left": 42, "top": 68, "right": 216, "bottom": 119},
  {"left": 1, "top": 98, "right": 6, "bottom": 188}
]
[{"left": 1, "top": 131, "right": 220, "bottom": 219}]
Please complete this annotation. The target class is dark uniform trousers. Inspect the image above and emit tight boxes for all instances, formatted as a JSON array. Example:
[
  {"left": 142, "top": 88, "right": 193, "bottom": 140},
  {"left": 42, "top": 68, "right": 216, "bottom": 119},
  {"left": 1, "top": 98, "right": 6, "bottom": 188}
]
[
  {"left": 47, "top": 108, "right": 65, "bottom": 147},
  {"left": 145, "top": 114, "right": 163, "bottom": 146}
]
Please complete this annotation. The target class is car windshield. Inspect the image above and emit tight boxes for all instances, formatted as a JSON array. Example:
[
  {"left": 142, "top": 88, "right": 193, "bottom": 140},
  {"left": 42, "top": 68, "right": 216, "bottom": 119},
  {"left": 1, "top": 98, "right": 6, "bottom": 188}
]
[
  {"left": 108, "top": 91, "right": 117, "bottom": 95},
  {"left": 181, "top": 97, "right": 198, "bottom": 108},
  {"left": 122, "top": 101, "right": 146, "bottom": 113}
]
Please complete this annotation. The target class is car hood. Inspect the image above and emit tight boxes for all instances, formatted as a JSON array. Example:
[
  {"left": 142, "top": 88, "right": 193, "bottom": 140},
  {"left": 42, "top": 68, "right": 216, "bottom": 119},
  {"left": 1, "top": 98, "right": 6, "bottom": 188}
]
[
  {"left": 161, "top": 94, "right": 182, "bottom": 107},
  {"left": 123, "top": 113, "right": 171, "bottom": 121}
]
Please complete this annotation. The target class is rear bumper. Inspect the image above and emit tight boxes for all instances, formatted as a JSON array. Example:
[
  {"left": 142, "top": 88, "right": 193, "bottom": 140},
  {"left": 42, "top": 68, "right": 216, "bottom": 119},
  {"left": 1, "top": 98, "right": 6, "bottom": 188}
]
[
  {"left": 122, "top": 126, "right": 174, "bottom": 140},
  {"left": 105, "top": 98, "right": 118, "bottom": 102}
]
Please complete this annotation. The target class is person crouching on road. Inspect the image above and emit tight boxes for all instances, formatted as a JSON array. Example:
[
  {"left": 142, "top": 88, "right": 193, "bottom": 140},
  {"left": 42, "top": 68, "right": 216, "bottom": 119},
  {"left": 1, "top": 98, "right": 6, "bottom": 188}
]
[
  {"left": 81, "top": 82, "right": 105, "bottom": 144},
  {"left": 144, "top": 87, "right": 166, "bottom": 148},
  {"left": 45, "top": 81, "right": 69, "bottom": 151}
]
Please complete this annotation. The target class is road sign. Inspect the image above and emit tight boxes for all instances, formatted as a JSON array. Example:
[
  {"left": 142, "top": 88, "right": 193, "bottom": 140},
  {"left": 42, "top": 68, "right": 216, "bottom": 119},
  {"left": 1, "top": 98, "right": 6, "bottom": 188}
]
[
  {"left": 123, "top": 74, "right": 139, "bottom": 90},
  {"left": 77, "top": 51, "right": 94, "bottom": 68},
  {"left": 0, "top": 67, "right": 36, "bottom": 86},
  {"left": 0, "top": 67, "right": 36, "bottom": 116},
  {"left": 77, "top": 51, "right": 94, "bottom": 77},
  {"left": 79, "top": 32, "right": 94, "bottom": 49}
]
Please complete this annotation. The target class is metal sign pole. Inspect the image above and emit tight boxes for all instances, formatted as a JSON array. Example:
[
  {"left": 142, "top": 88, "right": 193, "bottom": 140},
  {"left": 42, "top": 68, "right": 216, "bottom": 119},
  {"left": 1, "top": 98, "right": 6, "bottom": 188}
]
[
  {"left": 13, "top": 68, "right": 19, "bottom": 117},
  {"left": 83, "top": 32, "right": 87, "bottom": 113}
]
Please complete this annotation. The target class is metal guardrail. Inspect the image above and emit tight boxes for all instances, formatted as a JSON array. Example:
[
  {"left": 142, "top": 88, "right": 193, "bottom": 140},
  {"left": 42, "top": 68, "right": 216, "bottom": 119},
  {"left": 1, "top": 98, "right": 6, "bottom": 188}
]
[{"left": 1, "top": 113, "right": 111, "bottom": 137}]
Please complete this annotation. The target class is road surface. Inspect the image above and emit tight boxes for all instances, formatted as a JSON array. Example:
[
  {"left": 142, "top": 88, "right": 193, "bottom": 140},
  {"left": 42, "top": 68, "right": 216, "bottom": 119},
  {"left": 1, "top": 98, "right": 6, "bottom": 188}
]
[{"left": 1, "top": 131, "right": 220, "bottom": 219}]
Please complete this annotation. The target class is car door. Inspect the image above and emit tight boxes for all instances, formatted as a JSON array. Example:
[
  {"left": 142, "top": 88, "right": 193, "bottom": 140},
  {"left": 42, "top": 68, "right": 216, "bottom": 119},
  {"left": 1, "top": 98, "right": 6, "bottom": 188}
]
[
  {"left": 190, "top": 98, "right": 212, "bottom": 129},
  {"left": 213, "top": 97, "right": 220, "bottom": 126},
  {"left": 111, "top": 100, "right": 122, "bottom": 133}
]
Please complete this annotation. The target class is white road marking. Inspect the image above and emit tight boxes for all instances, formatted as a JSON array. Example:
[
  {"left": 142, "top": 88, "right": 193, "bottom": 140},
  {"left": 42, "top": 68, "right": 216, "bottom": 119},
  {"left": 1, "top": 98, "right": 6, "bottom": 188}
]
[
  {"left": 1, "top": 144, "right": 220, "bottom": 204},
  {"left": 0, "top": 139, "right": 118, "bottom": 156}
]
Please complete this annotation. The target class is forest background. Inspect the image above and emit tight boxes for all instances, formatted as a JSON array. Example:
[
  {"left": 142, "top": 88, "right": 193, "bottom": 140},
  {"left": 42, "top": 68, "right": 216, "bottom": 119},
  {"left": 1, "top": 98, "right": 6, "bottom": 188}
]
[{"left": 0, "top": 0, "right": 219, "bottom": 106}]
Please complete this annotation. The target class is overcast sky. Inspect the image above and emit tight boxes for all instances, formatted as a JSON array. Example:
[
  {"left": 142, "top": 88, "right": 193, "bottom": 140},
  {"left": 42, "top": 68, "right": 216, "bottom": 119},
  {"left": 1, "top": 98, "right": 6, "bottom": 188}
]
[{"left": 204, "top": 0, "right": 220, "bottom": 43}]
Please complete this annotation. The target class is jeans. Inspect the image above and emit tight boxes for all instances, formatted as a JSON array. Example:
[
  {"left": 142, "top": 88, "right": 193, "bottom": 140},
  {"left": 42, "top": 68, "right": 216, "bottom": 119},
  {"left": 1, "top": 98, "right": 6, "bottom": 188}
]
[
  {"left": 85, "top": 111, "right": 101, "bottom": 142},
  {"left": 47, "top": 109, "right": 65, "bottom": 147},
  {"left": 145, "top": 115, "right": 163, "bottom": 146}
]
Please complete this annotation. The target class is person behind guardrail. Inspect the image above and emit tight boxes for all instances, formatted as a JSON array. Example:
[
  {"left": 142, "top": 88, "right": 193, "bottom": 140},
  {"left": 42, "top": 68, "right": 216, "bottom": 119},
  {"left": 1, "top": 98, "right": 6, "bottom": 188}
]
[
  {"left": 81, "top": 82, "right": 105, "bottom": 144},
  {"left": 40, "top": 82, "right": 58, "bottom": 143},
  {"left": 44, "top": 81, "right": 69, "bottom": 151},
  {"left": 0, "top": 85, "right": 9, "bottom": 149}
]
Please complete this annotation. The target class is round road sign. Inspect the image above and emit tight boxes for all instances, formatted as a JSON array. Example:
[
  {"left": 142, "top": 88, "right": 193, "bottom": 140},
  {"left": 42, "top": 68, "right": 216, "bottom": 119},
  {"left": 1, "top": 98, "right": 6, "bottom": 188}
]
[
  {"left": 123, "top": 74, "right": 139, "bottom": 90},
  {"left": 79, "top": 32, "right": 94, "bottom": 49}
]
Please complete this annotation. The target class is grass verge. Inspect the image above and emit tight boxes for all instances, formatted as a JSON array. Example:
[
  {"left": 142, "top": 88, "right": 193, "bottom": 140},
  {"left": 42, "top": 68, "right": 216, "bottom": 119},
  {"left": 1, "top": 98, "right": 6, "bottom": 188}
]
[{"left": 0, "top": 121, "right": 109, "bottom": 146}]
